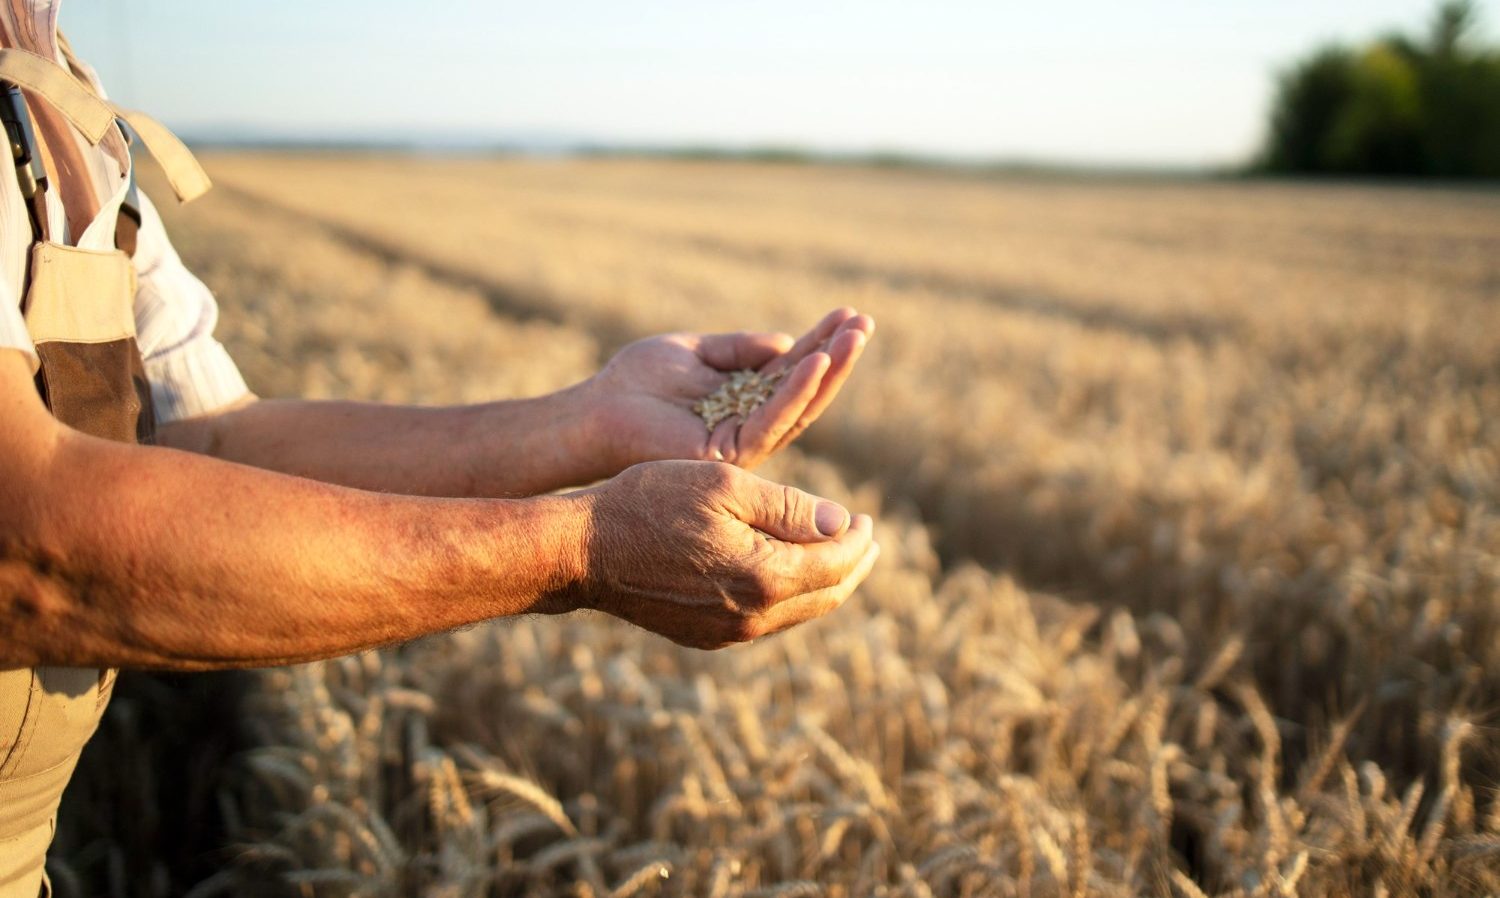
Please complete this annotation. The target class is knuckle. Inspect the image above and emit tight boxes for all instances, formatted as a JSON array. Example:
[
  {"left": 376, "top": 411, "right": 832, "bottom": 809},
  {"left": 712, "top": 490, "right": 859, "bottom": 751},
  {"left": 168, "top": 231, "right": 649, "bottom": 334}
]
[
  {"left": 700, "top": 461, "right": 739, "bottom": 494},
  {"left": 625, "top": 460, "right": 668, "bottom": 493}
]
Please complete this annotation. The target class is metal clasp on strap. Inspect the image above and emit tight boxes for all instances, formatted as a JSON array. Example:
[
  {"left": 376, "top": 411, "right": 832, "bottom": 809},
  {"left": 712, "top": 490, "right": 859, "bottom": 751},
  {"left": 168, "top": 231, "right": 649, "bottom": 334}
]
[
  {"left": 0, "top": 82, "right": 47, "bottom": 242},
  {"left": 1, "top": 83, "right": 45, "bottom": 199}
]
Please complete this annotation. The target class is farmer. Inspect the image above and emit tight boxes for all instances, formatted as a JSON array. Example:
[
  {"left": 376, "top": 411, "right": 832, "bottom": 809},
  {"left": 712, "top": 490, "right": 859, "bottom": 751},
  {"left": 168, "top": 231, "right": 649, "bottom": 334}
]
[{"left": 0, "top": 6, "right": 877, "bottom": 896}]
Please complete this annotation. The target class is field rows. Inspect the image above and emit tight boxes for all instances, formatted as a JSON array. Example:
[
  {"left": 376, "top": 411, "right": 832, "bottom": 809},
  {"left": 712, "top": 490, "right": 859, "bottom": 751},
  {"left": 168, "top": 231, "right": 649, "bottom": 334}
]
[
  {"left": 199, "top": 157, "right": 1500, "bottom": 760},
  {"left": 51, "top": 158, "right": 1500, "bottom": 897}
]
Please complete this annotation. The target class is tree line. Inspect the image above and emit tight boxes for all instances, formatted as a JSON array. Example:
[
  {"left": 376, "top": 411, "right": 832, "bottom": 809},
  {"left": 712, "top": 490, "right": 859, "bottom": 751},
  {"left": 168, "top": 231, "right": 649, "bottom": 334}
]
[{"left": 1261, "top": 0, "right": 1500, "bottom": 178}]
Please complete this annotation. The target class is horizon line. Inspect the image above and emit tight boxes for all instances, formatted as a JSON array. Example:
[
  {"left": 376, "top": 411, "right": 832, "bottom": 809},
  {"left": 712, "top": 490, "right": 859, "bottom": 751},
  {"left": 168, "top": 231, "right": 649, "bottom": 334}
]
[{"left": 177, "top": 128, "right": 1246, "bottom": 177}]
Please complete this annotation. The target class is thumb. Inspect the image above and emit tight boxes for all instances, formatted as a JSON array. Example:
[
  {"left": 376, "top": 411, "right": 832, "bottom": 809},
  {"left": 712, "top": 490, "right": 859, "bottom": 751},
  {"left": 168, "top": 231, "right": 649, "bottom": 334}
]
[{"left": 731, "top": 476, "right": 850, "bottom": 543}]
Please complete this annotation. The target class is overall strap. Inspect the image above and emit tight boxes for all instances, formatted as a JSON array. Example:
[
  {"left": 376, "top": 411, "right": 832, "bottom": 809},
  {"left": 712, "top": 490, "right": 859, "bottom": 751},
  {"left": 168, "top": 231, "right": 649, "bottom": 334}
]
[
  {"left": 112, "top": 109, "right": 212, "bottom": 203},
  {"left": 0, "top": 36, "right": 160, "bottom": 449},
  {"left": 56, "top": 31, "right": 212, "bottom": 205},
  {"left": 0, "top": 46, "right": 111, "bottom": 251},
  {"left": 0, "top": 47, "right": 113, "bottom": 143},
  {"left": 50, "top": 32, "right": 135, "bottom": 254}
]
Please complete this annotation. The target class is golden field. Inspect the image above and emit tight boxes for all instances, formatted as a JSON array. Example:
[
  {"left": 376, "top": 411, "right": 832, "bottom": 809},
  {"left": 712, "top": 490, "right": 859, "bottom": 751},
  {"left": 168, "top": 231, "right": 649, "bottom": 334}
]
[{"left": 52, "top": 156, "right": 1500, "bottom": 897}]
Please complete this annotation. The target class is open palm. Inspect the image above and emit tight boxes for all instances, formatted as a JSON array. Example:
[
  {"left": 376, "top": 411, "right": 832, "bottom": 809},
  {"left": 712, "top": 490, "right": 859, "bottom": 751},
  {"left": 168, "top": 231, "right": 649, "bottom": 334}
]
[{"left": 590, "top": 307, "right": 874, "bottom": 470}]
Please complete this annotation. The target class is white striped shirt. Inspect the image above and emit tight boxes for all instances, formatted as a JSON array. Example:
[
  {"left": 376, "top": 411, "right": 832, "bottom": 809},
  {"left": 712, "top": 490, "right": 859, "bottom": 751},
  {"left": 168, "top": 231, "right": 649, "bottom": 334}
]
[{"left": 0, "top": 1, "right": 248, "bottom": 422}]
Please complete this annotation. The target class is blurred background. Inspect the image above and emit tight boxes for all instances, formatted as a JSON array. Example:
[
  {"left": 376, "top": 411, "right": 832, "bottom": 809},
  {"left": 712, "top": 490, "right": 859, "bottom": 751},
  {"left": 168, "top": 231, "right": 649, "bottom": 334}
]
[
  {"left": 42, "top": 2, "right": 1500, "bottom": 897},
  {"left": 65, "top": 0, "right": 1500, "bottom": 176}
]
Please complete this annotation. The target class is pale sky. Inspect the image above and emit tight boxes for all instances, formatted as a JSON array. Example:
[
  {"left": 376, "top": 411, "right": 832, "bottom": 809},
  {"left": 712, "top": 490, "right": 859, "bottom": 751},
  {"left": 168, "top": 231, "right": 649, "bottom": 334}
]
[{"left": 60, "top": 0, "right": 1496, "bottom": 168}]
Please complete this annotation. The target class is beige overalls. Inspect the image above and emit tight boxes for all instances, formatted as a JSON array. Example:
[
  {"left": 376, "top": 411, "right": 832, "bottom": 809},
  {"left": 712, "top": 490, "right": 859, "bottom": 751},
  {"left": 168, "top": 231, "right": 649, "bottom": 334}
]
[{"left": 0, "top": 43, "right": 209, "bottom": 898}]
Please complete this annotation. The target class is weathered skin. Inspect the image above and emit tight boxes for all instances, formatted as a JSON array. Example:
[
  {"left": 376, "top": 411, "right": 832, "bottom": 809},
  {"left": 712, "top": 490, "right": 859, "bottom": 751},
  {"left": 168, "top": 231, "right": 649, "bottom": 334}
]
[{"left": 0, "top": 307, "right": 878, "bottom": 670}]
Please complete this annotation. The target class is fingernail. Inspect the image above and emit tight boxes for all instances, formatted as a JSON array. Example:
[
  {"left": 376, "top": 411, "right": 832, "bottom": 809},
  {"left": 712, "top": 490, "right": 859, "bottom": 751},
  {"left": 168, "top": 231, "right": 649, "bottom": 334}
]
[{"left": 815, "top": 501, "right": 848, "bottom": 537}]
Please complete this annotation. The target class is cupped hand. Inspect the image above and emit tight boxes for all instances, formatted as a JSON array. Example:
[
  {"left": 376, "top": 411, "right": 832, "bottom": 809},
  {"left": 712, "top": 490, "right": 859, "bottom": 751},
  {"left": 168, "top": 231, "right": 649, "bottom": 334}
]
[
  {"left": 587, "top": 307, "right": 874, "bottom": 471},
  {"left": 572, "top": 460, "right": 879, "bottom": 649}
]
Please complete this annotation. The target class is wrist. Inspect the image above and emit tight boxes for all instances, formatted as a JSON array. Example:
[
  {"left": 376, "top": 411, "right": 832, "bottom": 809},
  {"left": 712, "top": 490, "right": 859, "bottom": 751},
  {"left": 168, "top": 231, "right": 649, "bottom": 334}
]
[
  {"left": 561, "top": 376, "right": 616, "bottom": 477},
  {"left": 523, "top": 490, "right": 598, "bottom": 614},
  {"left": 461, "top": 380, "right": 613, "bottom": 496},
  {"left": 568, "top": 375, "right": 645, "bottom": 479}
]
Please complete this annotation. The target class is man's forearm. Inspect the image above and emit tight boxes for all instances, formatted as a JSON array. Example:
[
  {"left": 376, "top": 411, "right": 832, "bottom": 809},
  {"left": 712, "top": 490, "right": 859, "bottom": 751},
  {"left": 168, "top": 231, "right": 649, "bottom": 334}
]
[
  {"left": 1, "top": 425, "right": 589, "bottom": 671},
  {"left": 156, "top": 381, "right": 618, "bottom": 498}
]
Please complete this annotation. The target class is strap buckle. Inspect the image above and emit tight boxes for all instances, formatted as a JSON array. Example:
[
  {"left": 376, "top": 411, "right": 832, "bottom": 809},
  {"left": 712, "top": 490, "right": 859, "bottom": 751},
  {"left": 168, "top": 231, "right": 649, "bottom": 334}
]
[{"left": 0, "top": 82, "right": 45, "bottom": 200}]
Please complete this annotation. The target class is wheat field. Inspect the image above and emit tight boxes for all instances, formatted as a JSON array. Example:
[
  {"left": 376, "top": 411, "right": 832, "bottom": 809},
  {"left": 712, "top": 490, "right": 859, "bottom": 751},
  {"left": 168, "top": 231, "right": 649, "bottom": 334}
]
[{"left": 49, "top": 156, "right": 1500, "bottom": 897}]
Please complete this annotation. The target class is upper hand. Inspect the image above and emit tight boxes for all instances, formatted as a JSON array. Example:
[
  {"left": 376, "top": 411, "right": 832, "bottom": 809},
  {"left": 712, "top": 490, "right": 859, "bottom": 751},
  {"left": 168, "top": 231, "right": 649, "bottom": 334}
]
[
  {"left": 570, "top": 460, "right": 879, "bottom": 648},
  {"left": 586, "top": 307, "right": 874, "bottom": 471}
]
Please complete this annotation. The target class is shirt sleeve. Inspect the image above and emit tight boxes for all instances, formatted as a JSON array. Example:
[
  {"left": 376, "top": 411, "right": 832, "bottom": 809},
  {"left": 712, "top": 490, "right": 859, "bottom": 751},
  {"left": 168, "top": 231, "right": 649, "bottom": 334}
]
[
  {"left": 0, "top": 283, "right": 35, "bottom": 369},
  {"left": 131, "top": 189, "right": 251, "bottom": 422},
  {"left": 0, "top": 128, "right": 36, "bottom": 372}
]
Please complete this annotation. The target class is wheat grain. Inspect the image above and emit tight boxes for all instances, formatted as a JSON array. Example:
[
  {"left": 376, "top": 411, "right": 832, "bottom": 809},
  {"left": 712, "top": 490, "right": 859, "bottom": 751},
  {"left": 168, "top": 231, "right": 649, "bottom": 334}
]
[
  {"left": 469, "top": 769, "right": 578, "bottom": 838},
  {"left": 91, "top": 155, "right": 1500, "bottom": 898},
  {"left": 693, "top": 368, "right": 786, "bottom": 430}
]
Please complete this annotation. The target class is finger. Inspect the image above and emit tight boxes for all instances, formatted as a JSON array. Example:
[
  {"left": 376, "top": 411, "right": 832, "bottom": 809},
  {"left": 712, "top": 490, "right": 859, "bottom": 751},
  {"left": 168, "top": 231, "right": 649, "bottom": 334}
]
[
  {"left": 772, "top": 322, "right": 870, "bottom": 453},
  {"left": 753, "top": 539, "right": 881, "bottom": 637},
  {"left": 734, "top": 351, "right": 828, "bottom": 465},
  {"left": 725, "top": 469, "right": 851, "bottom": 543},
  {"left": 761, "top": 307, "right": 857, "bottom": 377},
  {"left": 768, "top": 513, "right": 874, "bottom": 596},
  {"left": 845, "top": 313, "right": 875, "bottom": 339},
  {"left": 696, "top": 331, "right": 795, "bottom": 371},
  {"left": 814, "top": 312, "right": 874, "bottom": 358},
  {"left": 706, "top": 416, "right": 739, "bottom": 462}
]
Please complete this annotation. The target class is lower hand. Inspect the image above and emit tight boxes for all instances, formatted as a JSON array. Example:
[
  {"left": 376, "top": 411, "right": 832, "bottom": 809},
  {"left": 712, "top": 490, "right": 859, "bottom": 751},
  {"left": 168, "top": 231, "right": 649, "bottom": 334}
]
[
  {"left": 586, "top": 307, "right": 874, "bottom": 471},
  {"left": 568, "top": 460, "right": 879, "bottom": 648}
]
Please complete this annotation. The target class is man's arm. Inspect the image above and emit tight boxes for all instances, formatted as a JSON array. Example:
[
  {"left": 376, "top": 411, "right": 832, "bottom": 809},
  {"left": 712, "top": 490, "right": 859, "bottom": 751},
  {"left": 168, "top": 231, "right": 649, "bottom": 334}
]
[
  {"left": 1, "top": 350, "right": 586, "bottom": 669},
  {"left": 156, "top": 310, "right": 873, "bottom": 498},
  {"left": 1, "top": 350, "right": 876, "bottom": 671},
  {"left": 156, "top": 384, "right": 613, "bottom": 499}
]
